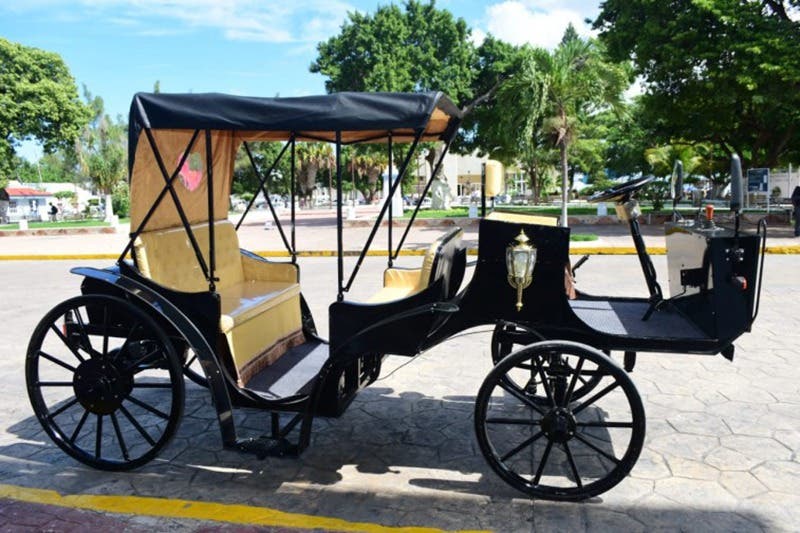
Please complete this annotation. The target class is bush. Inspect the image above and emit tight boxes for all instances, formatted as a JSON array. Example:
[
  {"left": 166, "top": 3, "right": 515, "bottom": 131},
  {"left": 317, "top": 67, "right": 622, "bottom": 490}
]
[{"left": 112, "top": 181, "right": 130, "bottom": 217}]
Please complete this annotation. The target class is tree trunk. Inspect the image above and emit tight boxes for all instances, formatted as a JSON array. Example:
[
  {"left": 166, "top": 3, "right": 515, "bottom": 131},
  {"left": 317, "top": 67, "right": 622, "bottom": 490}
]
[{"left": 560, "top": 141, "right": 569, "bottom": 227}]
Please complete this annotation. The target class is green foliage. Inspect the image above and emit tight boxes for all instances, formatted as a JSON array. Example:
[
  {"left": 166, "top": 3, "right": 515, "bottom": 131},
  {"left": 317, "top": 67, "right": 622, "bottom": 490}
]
[
  {"left": 112, "top": 180, "right": 130, "bottom": 217},
  {"left": 640, "top": 177, "right": 670, "bottom": 212},
  {"left": 76, "top": 87, "right": 127, "bottom": 196},
  {"left": 233, "top": 142, "right": 291, "bottom": 196},
  {"left": 472, "top": 30, "right": 630, "bottom": 203},
  {"left": 595, "top": 0, "right": 800, "bottom": 168},
  {"left": 53, "top": 190, "right": 76, "bottom": 200},
  {"left": 0, "top": 38, "right": 90, "bottom": 181},
  {"left": 311, "top": 0, "right": 476, "bottom": 105}
]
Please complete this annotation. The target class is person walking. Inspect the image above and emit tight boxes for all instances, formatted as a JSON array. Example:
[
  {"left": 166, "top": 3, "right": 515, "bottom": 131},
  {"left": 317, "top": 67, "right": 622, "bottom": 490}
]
[
  {"left": 48, "top": 202, "right": 58, "bottom": 222},
  {"left": 792, "top": 185, "right": 800, "bottom": 237}
]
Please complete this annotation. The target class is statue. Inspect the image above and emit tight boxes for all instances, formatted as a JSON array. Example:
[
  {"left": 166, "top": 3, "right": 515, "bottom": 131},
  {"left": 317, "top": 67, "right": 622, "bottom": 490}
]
[{"left": 430, "top": 175, "right": 454, "bottom": 210}]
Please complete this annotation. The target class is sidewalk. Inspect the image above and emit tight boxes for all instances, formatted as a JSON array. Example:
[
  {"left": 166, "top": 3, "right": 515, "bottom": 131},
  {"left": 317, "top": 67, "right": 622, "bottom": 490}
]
[{"left": 0, "top": 208, "right": 797, "bottom": 258}]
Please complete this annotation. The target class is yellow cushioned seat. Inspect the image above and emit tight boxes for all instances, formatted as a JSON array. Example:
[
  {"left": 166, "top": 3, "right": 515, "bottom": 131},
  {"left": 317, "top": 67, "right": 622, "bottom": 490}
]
[
  {"left": 368, "top": 229, "right": 461, "bottom": 303},
  {"left": 134, "top": 221, "right": 303, "bottom": 385}
]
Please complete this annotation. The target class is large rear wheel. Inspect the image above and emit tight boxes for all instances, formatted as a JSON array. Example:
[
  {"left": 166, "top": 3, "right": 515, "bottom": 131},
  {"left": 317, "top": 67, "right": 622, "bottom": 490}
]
[
  {"left": 26, "top": 294, "right": 184, "bottom": 470},
  {"left": 476, "top": 340, "right": 645, "bottom": 501}
]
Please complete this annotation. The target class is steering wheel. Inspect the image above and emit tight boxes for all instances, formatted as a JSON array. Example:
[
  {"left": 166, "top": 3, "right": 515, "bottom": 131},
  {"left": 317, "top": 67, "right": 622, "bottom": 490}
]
[{"left": 588, "top": 176, "right": 655, "bottom": 203}]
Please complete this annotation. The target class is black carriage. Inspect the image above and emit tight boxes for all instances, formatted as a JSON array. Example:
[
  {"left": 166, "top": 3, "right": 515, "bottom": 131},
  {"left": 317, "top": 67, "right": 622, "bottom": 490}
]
[{"left": 26, "top": 91, "right": 766, "bottom": 501}]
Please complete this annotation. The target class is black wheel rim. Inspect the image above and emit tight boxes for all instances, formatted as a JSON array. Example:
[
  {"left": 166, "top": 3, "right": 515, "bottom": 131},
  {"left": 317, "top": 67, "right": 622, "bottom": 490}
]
[
  {"left": 491, "top": 324, "right": 603, "bottom": 404},
  {"left": 26, "top": 295, "right": 184, "bottom": 471},
  {"left": 181, "top": 347, "right": 208, "bottom": 388},
  {"left": 476, "top": 340, "right": 645, "bottom": 501}
]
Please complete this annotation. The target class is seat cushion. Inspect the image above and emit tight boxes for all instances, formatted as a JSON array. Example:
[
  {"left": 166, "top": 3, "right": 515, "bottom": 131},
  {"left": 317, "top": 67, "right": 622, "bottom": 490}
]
[{"left": 218, "top": 281, "right": 301, "bottom": 333}]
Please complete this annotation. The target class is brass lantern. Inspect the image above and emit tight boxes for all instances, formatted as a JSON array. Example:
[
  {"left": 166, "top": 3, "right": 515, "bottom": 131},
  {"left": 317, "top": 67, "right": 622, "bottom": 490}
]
[{"left": 506, "top": 229, "right": 537, "bottom": 311}]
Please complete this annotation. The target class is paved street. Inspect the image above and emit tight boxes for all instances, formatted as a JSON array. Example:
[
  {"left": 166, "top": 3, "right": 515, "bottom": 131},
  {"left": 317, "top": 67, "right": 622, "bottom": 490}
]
[{"left": 0, "top": 252, "right": 798, "bottom": 532}]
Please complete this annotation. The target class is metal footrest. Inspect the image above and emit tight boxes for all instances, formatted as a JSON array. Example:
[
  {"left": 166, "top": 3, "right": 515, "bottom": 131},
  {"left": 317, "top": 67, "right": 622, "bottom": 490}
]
[{"left": 232, "top": 436, "right": 299, "bottom": 459}]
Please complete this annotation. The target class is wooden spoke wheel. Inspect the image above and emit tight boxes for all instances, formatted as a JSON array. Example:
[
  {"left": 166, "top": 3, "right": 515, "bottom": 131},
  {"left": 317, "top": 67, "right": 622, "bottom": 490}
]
[
  {"left": 26, "top": 294, "right": 184, "bottom": 471},
  {"left": 491, "top": 323, "right": 603, "bottom": 404},
  {"left": 476, "top": 340, "right": 645, "bottom": 501}
]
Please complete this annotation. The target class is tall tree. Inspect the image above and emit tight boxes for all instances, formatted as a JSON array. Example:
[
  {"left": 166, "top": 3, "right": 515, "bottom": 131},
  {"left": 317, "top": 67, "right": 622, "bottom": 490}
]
[
  {"left": 311, "top": 1, "right": 476, "bottom": 104},
  {"left": 538, "top": 32, "right": 630, "bottom": 225},
  {"left": 489, "top": 46, "right": 558, "bottom": 203},
  {"left": 595, "top": 0, "right": 800, "bottom": 169},
  {"left": 295, "top": 143, "right": 334, "bottom": 205},
  {"left": 76, "top": 87, "right": 127, "bottom": 220},
  {"left": 311, "top": 0, "right": 479, "bottom": 192},
  {"left": 472, "top": 31, "right": 630, "bottom": 209},
  {"left": 0, "top": 38, "right": 89, "bottom": 186}
]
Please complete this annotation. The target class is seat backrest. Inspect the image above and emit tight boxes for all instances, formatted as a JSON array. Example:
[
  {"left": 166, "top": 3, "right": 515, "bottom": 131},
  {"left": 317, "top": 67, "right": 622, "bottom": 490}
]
[
  {"left": 134, "top": 221, "right": 244, "bottom": 293},
  {"left": 417, "top": 228, "right": 464, "bottom": 297}
]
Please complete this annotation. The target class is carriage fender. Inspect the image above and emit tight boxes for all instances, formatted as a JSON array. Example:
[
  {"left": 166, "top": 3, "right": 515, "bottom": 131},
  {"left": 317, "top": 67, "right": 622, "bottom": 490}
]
[{"left": 70, "top": 266, "right": 237, "bottom": 446}]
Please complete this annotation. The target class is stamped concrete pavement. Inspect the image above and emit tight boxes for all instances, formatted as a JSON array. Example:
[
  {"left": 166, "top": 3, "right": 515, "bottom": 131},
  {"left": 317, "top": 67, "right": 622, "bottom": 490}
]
[{"left": 0, "top": 254, "right": 797, "bottom": 531}]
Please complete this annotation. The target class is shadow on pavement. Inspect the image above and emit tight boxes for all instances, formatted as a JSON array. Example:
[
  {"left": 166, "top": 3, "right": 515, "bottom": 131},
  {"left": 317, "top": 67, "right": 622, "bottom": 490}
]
[{"left": 0, "top": 384, "right": 778, "bottom": 531}]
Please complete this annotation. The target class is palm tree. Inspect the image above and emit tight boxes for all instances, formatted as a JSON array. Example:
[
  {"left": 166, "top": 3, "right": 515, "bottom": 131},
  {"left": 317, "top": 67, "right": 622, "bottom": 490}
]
[
  {"left": 493, "top": 48, "right": 557, "bottom": 204},
  {"left": 351, "top": 149, "right": 389, "bottom": 204},
  {"left": 295, "top": 143, "right": 334, "bottom": 207},
  {"left": 539, "top": 32, "right": 629, "bottom": 226}
]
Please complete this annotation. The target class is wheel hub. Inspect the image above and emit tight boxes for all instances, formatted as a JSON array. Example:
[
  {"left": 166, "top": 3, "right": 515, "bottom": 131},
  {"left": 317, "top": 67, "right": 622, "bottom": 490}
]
[
  {"left": 73, "top": 359, "right": 133, "bottom": 415},
  {"left": 540, "top": 407, "right": 577, "bottom": 443}
]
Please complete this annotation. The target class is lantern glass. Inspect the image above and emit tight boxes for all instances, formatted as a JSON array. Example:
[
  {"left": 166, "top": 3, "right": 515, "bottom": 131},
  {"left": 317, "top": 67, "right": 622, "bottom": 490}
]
[{"left": 505, "top": 229, "right": 537, "bottom": 311}]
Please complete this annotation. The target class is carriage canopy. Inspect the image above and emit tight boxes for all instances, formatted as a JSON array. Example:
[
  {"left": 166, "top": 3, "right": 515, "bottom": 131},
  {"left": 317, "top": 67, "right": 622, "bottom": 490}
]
[{"left": 127, "top": 91, "right": 463, "bottom": 231}]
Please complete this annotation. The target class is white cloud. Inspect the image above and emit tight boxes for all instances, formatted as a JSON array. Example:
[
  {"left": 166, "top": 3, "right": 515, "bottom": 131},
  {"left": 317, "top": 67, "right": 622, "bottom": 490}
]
[
  {"left": 470, "top": 27, "right": 487, "bottom": 46},
  {"left": 482, "top": 0, "right": 597, "bottom": 49},
  {"left": 5, "top": 0, "right": 353, "bottom": 43}
]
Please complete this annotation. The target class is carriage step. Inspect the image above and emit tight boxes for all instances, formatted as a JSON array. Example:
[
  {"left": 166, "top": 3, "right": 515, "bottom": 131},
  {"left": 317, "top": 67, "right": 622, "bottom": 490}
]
[
  {"left": 244, "top": 339, "right": 329, "bottom": 400},
  {"left": 233, "top": 436, "right": 299, "bottom": 459}
]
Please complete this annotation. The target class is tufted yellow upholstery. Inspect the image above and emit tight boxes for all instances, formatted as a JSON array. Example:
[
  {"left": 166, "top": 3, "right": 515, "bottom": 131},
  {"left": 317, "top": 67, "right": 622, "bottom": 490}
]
[{"left": 133, "top": 221, "right": 303, "bottom": 385}]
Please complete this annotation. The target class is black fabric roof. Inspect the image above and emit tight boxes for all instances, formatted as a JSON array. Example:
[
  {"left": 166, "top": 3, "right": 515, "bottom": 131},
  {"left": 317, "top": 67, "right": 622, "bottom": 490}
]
[
  {"left": 130, "top": 91, "right": 461, "bottom": 132},
  {"left": 128, "top": 91, "right": 460, "bottom": 158}
]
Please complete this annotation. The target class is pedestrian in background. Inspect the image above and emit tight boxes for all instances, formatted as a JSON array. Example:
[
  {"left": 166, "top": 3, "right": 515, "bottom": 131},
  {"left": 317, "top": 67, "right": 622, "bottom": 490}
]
[{"left": 792, "top": 185, "right": 800, "bottom": 237}]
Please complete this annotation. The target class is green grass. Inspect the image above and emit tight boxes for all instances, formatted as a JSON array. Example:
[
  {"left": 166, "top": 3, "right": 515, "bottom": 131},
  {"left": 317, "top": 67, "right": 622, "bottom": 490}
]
[
  {"left": 0, "top": 219, "right": 112, "bottom": 230},
  {"left": 399, "top": 207, "right": 469, "bottom": 219},
  {"left": 399, "top": 204, "right": 745, "bottom": 219},
  {"left": 570, "top": 233, "right": 599, "bottom": 242}
]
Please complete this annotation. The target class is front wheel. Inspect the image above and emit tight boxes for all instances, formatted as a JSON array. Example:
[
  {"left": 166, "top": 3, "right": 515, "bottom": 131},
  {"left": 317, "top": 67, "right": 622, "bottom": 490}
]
[
  {"left": 26, "top": 294, "right": 184, "bottom": 470},
  {"left": 475, "top": 340, "right": 645, "bottom": 501},
  {"left": 491, "top": 323, "right": 602, "bottom": 404}
]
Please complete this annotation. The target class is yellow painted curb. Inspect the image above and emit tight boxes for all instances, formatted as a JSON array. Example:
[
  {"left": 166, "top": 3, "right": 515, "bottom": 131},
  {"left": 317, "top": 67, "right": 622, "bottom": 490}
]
[{"left": 0, "top": 483, "right": 487, "bottom": 533}]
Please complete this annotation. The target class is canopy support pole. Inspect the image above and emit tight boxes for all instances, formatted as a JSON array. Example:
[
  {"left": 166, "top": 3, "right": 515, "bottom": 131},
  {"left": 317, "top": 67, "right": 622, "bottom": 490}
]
[
  {"left": 387, "top": 133, "right": 394, "bottom": 268},
  {"left": 119, "top": 129, "right": 200, "bottom": 264},
  {"left": 393, "top": 134, "right": 454, "bottom": 260},
  {"left": 205, "top": 129, "right": 217, "bottom": 293},
  {"left": 291, "top": 137, "right": 297, "bottom": 264},
  {"left": 344, "top": 130, "right": 422, "bottom": 293},
  {"left": 336, "top": 132, "right": 344, "bottom": 301},
  {"left": 238, "top": 140, "right": 294, "bottom": 257}
]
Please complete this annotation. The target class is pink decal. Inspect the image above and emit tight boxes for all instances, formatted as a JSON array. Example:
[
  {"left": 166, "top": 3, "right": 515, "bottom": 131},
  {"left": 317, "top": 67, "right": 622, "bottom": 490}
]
[{"left": 178, "top": 153, "right": 203, "bottom": 192}]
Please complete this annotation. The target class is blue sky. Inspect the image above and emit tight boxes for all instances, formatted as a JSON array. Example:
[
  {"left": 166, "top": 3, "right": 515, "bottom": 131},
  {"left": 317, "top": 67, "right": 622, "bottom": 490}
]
[{"left": 2, "top": 0, "right": 600, "bottom": 127}]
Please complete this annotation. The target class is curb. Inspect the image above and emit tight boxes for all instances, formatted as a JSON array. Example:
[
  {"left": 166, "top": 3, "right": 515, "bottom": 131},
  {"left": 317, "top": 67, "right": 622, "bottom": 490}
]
[
  {"left": 0, "top": 484, "right": 485, "bottom": 533},
  {"left": 0, "top": 226, "right": 117, "bottom": 237}
]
